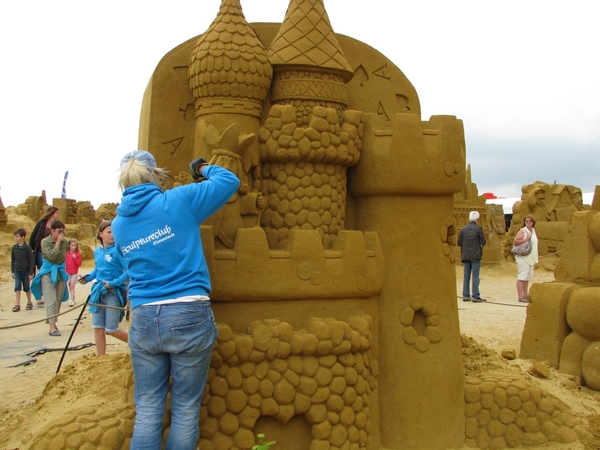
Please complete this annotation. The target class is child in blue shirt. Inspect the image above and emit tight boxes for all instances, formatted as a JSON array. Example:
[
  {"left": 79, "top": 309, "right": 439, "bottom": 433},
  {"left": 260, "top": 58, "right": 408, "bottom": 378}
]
[{"left": 80, "top": 220, "right": 129, "bottom": 355}]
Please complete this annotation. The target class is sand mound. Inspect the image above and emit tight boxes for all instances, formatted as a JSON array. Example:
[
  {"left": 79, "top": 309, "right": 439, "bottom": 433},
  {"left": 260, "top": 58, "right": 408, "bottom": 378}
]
[{"left": 0, "top": 354, "right": 131, "bottom": 449}]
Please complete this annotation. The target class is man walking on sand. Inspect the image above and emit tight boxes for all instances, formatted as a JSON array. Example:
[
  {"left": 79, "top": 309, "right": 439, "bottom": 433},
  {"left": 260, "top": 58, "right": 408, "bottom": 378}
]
[{"left": 458, "top": 211, "right": 487, "bottom": 302}]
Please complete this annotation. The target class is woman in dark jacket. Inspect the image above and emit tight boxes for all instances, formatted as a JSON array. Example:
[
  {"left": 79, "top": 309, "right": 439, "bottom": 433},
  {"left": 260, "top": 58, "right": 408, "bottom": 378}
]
[{"left": 30, "top": 206, "right": 60, "bottom": 270}]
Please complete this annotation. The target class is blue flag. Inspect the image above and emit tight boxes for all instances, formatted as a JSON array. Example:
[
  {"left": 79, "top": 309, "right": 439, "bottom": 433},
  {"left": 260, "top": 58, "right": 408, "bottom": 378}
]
[{"left": 61, "top": 171, "right": 69, "bottom": 198}]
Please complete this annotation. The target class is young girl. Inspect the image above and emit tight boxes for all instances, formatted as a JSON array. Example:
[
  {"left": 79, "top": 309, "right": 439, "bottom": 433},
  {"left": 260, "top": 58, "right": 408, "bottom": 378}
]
[
  {"left": 65, "top": 238, "right": 82, "bottom": 306},
  {"left": 80, "top": 220, "right": 129, "bottom": 355}
]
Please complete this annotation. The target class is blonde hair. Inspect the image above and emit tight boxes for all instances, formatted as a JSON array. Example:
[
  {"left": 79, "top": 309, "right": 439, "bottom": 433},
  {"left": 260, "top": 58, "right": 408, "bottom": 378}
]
[
  {"left": 118, "top": 158, "right": 166, "bottom": 191},
  {"left": 68, "top": 238, "right": 79, "bottom": 251}
]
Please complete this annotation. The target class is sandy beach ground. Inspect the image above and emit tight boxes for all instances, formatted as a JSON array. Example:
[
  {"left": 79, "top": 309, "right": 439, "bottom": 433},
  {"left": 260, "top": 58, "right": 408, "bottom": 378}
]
[{"left": 1, "top": 252, "right": 599, "bottom": 449}]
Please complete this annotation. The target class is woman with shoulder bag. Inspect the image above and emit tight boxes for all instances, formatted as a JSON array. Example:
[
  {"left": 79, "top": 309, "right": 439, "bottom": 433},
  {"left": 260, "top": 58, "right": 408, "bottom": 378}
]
[{"left": 513, "top": 214, "right": 538, "bottom": 303}]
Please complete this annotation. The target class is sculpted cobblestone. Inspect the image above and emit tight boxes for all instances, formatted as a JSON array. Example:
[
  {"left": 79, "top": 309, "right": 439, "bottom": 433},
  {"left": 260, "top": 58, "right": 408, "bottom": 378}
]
[
  {"left": 27, "top": 317, "right": 378, "bottom": 450},
  {"left": 464, "top": 373, "right": 580, "bottom": 448}
]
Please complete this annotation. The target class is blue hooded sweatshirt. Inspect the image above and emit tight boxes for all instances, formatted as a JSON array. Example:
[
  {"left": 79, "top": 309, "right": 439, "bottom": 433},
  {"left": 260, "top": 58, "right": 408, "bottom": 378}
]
[
  {"left": 112, "top": 165, "right": 239, "bottom": 309},
  {"left": 86, "top": 243, "right": 129, "bottom": 313}
]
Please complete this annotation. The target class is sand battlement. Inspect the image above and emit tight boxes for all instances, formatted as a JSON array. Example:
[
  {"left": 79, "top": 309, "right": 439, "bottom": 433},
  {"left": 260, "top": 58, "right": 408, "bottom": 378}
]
[{"left": 202, "top": 227, "right": 383, "bottom": 302}]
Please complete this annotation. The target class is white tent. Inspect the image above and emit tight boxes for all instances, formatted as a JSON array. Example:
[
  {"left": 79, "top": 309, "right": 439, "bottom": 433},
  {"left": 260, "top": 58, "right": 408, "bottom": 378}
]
[
  {"left": 583, "top": 192, "right": 595, "bottom": 206},
  {"left": 486, "top": 192, "right": 595, "bottom": 214},
  {"left": 485, "top": 197, "right": 520, "bottom": 213}
]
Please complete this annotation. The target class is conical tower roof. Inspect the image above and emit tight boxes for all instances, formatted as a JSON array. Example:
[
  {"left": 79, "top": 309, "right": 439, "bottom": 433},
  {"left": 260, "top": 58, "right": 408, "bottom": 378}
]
[
  {"left": 268, "top": 0, "right": 353, "bottom": 80},
  {"left": 188, "top": 0, "right": 272, "bottom": 117}
]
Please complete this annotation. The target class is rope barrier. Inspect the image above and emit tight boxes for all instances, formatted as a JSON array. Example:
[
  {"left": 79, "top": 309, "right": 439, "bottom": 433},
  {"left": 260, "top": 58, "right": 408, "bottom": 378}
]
[
  {"left": 455, "top": 295, "right": 527, "bottom": 308},
  {"left": 7, "top": 343, "right": 95, "bottom": 368},
  {"left": 0, "top": 302, "right": 129, "bottom": 330},
  {"left": 29, "top": 343, "right": 94, "bottom": 357},
  {"left": 538, "top": 249, "right": 563, "bottom": 259}
]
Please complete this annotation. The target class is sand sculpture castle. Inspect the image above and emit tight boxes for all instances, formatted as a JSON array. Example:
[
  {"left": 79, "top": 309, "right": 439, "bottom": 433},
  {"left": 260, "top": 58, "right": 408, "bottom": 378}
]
[
  {"left": 139, "top": 0, "right": 465, "bottom": 447},
  {"left": 521, "top": 186, "right": 600, "bottom": 391},
  {"left": 29, "top": 1, "right": 588, "bottom": 449}
]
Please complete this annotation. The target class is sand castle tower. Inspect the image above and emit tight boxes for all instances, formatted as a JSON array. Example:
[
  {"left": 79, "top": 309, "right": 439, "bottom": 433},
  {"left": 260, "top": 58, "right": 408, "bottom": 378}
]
[
  {"left": 259, "top": 0, "right": 358, "bottom": 249},
  {"left": 188, "top": 0, "right": 272, "bottom": 162}
]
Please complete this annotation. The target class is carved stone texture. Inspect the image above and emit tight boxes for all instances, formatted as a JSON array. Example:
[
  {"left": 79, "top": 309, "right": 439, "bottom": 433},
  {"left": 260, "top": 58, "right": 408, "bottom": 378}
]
[{"left": 258, "top": 105, "right": 361, "bottom": 249}]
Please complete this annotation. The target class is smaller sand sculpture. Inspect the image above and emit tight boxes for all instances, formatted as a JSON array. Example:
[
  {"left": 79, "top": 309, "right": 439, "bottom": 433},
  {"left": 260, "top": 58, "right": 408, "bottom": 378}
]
[
  {"left": 5, "top": 192, "right": 114, "bottom": 241},
  {"left": 73, "top": 201, "right": 96, "bottom": 224},
  {"left": 95, "top": 203, "right": 118, "bottom": 224},
  {"left": 521, "top": 186, "right": 600, "bottom": 390},
  {"left": 16, "top": 191, "right": 48, "bottom": 221},
  {"left": 454, "top": 165, "right": 505, "bottom": 263},
  {"left": 505, "top": 181, "right": 589, "bottom": 259}
]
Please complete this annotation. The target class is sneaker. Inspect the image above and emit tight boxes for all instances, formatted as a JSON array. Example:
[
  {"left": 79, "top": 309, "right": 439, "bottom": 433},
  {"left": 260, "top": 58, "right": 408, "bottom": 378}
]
[
  {"left": 472, "top": 297, "right": 487, "bottom": 302},
  {"left": 462, "top": 297, "right": 471, "bottom": 302},
  {"left": 49, "top": 330, "right": 61, "bottom": 337},
  {"left": 519, "top": 298, "right": 530, "bottom": 303},
  {"left": 69, "top": 300, "right": 75, "bottom": 307}
]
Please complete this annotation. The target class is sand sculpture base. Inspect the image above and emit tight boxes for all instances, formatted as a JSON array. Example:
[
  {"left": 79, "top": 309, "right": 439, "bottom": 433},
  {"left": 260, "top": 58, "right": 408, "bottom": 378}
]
[{"left": 29, "top": 348, "right": 584, "bottom": 450}]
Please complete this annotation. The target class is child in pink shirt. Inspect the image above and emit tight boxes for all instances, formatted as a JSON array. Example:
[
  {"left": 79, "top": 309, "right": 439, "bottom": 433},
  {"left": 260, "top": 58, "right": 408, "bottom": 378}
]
[{"left": 66, "top": 238, "right": 82, "bottom": 306}]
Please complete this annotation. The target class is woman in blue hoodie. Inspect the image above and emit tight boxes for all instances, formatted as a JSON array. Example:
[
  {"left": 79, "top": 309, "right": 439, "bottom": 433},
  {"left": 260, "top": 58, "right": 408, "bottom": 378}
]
[
  {"left": 80, "top": 220, "right": 129, "bottom": 355},
  {"left": 112, "top": 150, "right": 239, "bottom": 450}
]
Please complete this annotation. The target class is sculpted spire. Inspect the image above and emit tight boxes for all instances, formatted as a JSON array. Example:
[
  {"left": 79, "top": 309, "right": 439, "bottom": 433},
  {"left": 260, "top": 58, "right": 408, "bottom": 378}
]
[
  {"left": 188, "top": 0, "right": 272, "bottom": 118},
  {"left": 268, "top": 0, "right": 353, "bottom": 76},
  {"left": 267, "top": 0, "right": 353, "bottom": 106}
]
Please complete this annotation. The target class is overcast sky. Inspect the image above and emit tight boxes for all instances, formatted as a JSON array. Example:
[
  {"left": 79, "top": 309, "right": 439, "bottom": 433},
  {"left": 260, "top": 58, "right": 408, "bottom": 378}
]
[{"left": 1, "top": 0, "right": 598, "bottom": 209}]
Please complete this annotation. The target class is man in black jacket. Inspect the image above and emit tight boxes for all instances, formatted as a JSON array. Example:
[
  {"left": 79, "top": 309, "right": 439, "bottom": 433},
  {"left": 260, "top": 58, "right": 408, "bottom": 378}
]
[{"left": 458, "top": 211, "right": 487, "bottom": 302}]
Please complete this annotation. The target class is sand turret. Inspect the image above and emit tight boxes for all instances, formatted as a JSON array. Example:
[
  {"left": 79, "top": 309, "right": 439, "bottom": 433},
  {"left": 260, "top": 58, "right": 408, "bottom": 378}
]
[
  {"left": 188, "top": 0, "right": 272, "bottom": 159},
  {"left": 259, "top": 0, "right": 360, "bottom": 249},
  {"left": 267, "top": 0, "right": 353, "bottom": 108}
]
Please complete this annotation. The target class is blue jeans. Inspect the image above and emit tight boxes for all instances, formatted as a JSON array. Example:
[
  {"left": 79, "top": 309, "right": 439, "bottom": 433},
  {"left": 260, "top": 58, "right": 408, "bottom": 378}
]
[
  {"left": 462, "top": 260, "right": 481, "bottom": 299},
  {"left": 14, "top": 270, "right": 31, "bottom": 292},
  {"left": 35, "top": 250, "right": 43, "bottom": 270},
  {"left": 129, "top": 301, "right": 217, "bottom": 450},
  {"left": 91, "top": 290, "right": 124, "bottom": 332}
]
